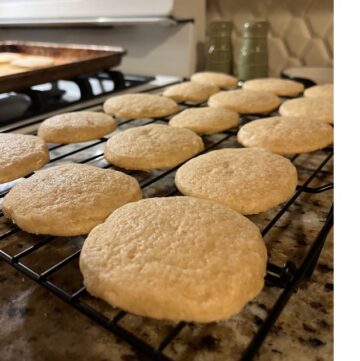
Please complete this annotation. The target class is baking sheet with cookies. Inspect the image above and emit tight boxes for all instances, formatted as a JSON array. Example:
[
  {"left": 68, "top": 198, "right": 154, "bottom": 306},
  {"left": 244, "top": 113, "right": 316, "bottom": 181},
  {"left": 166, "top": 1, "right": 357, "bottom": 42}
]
[
  {"left": 0, "top": 79, "right": 333, "bottom": 360},
  {"left": 0, "top": 41, "right": 126, "bottom": 93}
]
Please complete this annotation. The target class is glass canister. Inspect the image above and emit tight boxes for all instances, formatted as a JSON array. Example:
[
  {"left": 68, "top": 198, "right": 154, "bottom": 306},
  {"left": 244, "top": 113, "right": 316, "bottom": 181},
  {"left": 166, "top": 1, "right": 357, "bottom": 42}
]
[
  {"left": 237, "top": 20, "right": 269, "bottom": 81},
  {"left": 205, "top": 21, "right": 233, "bottom": 74}
]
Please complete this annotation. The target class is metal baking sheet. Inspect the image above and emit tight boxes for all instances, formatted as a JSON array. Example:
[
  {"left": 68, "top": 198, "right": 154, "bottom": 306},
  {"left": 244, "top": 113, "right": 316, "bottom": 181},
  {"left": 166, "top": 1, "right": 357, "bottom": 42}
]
[{"left": 0, "top": 41, "right": 126, "bottom": 93}]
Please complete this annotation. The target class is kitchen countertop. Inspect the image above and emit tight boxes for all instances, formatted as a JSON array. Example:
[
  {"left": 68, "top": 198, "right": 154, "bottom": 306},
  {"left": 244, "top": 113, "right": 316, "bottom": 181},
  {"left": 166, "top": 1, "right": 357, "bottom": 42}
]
[{"left": 0, "top": 135, "right": 333, "bottom": 361}]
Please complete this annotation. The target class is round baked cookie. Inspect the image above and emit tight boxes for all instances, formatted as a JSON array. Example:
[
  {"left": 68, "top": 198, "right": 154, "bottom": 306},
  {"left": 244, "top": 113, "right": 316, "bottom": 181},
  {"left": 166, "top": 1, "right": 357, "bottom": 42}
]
[
  {"left": 80, "top": 196, "right": 267, "bottom": 322},
  {"left": 0, "top": 64, "right": 24, "bottom": 76},
  {"left": 0, "top": 52, "right": 22, "bottom": 64},
  {"left": 279, "top": 97, "right": 333, "bottom": 124},
  {"left": 163, "top": 81, "right": 219, "bottom": 102},
  {"left": 3, "top": 164, "right": 142, "bottom": 236},
  {"left": 103, "top": 93, "right": 179, "bottom": 120},
  {"left": 243, "top": 78, "right": 304, "bottom": 97},
  {"left": 304, "top": 83, "right": 333, "bottom": 98},
  {"left": 208, "top": 89, "right": 281, "bottom": 114},
  {"left": 12, "top": 55, "right": 54, "bottom": 69},
  {"left": 238, "top": 116, "right": 333, "bottom": 154},
  {"left": 105, "top": 124, "right": 204, "bottom": 171},
  {"left": 0, "top": 133, "right": 49, "bottom": 183},
  {"left": 169, "top": 107, "right": 239, "bottom": 134},
  {"left": 190, "top": 71, "right": 238, "bottom": 89},
  {"left": 175, "top": 148, "right": 297, "bottom": 215},
  {"left": 38, "top": 111, "right": 117, "bottom": 144}
]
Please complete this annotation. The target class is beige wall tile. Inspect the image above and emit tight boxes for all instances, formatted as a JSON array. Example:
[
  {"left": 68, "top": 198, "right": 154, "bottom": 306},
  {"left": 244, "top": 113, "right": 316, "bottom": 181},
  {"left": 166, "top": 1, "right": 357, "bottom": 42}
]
[{"left": 284, "top": 18, "right": 312, "bottom": 58}]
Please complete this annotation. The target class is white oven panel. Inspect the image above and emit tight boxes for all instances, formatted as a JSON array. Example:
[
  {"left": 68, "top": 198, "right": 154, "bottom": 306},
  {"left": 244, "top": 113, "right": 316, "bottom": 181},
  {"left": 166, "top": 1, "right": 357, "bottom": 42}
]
[{"left": 0, "top": 0, "right": 175, "bottom": 18}]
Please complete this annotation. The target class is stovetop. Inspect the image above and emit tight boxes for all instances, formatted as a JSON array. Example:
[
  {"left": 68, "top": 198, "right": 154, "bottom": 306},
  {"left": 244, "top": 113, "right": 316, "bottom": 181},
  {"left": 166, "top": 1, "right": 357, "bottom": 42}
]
[{"left": 0, "top": 71, "right": 155, "bottom": 126}]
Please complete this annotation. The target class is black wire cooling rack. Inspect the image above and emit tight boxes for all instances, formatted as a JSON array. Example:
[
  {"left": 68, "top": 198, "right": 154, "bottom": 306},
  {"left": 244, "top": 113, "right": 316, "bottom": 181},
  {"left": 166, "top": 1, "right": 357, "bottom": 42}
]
[{"left": 0, "top": 83, "right": 333, "bottom": 361}]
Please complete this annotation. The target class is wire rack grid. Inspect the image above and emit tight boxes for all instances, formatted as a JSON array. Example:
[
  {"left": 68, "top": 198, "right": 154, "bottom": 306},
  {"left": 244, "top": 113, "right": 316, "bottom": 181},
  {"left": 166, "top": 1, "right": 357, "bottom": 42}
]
[{"left": 0, "top": 83, "right": 333, "bottom": 361}]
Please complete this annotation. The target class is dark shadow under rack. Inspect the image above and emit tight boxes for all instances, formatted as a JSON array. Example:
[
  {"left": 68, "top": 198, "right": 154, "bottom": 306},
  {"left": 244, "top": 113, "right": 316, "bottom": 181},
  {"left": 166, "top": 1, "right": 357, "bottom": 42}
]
[{"left": 0, "top": 85, "right": 333, "bottom": 361}]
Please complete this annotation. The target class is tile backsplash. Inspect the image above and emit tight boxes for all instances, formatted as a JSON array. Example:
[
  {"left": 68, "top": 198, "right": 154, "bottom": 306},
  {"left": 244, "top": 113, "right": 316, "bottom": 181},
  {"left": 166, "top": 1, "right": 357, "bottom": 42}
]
[{"left": 206, "top": 0, "right": 333, "bottom": 76}]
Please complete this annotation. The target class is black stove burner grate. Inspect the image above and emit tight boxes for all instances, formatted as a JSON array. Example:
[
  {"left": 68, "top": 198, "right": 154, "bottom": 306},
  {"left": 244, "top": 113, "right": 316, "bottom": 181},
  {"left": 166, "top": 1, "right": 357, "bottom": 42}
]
[
  {"left": 0, "top": 85, "right": 333, "bottom": 361},
  {"left": 0, "top": 71, "right": 154, "bottom": 125}
]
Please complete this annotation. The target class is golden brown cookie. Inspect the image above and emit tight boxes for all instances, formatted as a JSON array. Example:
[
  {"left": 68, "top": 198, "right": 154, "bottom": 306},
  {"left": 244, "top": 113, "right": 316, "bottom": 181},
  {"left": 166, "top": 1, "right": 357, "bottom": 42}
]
[
  {"left": 3, "top": 164, "right": 142, "bottom": 236},
  {"left": 0, "top": 52, "right": 22, "bottom": 64},
  {"left": 163, "top": 81, "right": 219, "bottom": 102},
  {"left": 0, "top": 133, "right": 49, "bottom": 183},
  {"left": 190, "top": 71, "right": 238, "bottom": 89},
  {"left": 238, "top": 116, "right": 333, "bottom": 154},
  {"left": 0, "top": 64, "right": 25, "bottom": 76},
  {"left": 304, "top": 84, "right": 333, "bottom": 98},
  {"left": 175, "top": 148, "right": 297, "bottom": 214},
  {"left": 80, "top": 196, "right": 267, "bottom": 322},
  {"left": 243, "top": 78, "right": 304, "bottom": 97},
  {"left": 169, "top": 107, "right": 239, "bottom": 134},
  {"left": 103, "top": 93, "right": 179, "bottom": 120},
  {"left": 208, "top": 89, "right": 281, "bottom": 114},
  {"left": 38, "top": 111, "right": 117, "bottom": 144},
  {"left": 279, "top": 97, "right": 333, "bottom": 124},
  {"left": 12, "top": 55, "right": 54, "bottom": 69},
  {"left": 105, "top": 124, "right": 204, "bottom": 170}
]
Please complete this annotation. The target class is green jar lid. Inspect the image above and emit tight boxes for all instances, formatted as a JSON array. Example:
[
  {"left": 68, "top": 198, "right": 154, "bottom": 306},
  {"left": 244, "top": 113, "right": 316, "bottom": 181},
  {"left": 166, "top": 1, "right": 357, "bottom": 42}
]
[
  {"left": 243, "top": 20, "right": 269, "bottom": 37},
  {"left": 209, "top": 21, "right": 233, "bottom": 36}
]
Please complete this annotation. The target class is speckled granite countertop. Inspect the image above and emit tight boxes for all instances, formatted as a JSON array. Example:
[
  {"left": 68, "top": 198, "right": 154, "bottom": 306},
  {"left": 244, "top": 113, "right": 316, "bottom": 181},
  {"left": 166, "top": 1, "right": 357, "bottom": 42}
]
[{"left": 0, "top": 119, "right": 333, "bottom": 361}]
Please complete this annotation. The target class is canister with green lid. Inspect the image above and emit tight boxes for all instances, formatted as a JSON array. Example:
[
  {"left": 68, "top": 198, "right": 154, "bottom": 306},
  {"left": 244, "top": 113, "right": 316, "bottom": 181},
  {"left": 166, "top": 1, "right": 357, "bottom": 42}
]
[
  {"left": 206, "top": 21, "right": 233, "bottom": 74},
  {"left": 238, "top": 21, "right": 269, "bottom": 81}
]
